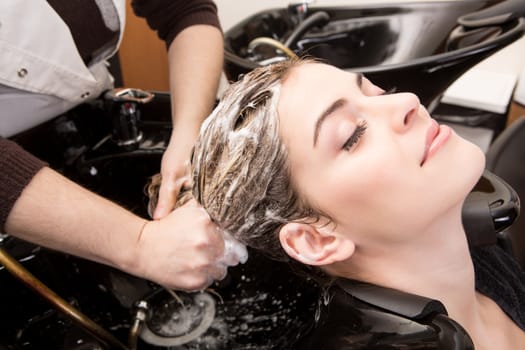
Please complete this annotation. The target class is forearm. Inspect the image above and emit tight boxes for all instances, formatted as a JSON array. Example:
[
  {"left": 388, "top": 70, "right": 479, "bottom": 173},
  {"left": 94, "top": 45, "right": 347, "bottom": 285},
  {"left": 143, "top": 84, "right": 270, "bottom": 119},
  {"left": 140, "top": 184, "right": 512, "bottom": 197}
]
[
  {"left": 5, "top": 167, "right": 143, "bottom": 273},
  {"left": 167, "top": 24, "right": 223, "bottom": 150}
]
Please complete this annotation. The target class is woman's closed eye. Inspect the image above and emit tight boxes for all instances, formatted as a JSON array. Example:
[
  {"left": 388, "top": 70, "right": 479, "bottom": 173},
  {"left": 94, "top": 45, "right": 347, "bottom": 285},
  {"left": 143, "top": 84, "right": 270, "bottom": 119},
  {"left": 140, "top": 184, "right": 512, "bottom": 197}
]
[
  {"left": 342, "top": 120, "right": 367, "bottom": 151},
  {"left": 381, "top": 87, "right": 397, "bottom": 95}
]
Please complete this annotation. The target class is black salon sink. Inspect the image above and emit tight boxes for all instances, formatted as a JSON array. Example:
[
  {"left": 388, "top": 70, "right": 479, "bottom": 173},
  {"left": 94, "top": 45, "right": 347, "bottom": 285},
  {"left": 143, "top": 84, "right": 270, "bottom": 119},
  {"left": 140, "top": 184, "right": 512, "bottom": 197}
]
[{"left": 224, "top": 0, "right": 525, "bottom": 107}]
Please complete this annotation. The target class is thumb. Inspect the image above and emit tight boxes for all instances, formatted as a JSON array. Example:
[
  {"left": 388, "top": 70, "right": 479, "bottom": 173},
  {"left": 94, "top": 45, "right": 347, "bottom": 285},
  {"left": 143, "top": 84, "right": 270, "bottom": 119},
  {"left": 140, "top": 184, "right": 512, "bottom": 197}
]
[{"left": 153, "top": 181, "right": 180, "bottom": 219}]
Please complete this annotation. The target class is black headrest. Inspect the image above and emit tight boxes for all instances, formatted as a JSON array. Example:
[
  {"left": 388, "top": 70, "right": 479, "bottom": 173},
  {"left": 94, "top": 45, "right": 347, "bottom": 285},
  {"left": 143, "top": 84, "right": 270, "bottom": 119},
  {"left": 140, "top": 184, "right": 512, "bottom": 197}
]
[{"left": 462, "top": 169, "right": 520, "bottom": 246}]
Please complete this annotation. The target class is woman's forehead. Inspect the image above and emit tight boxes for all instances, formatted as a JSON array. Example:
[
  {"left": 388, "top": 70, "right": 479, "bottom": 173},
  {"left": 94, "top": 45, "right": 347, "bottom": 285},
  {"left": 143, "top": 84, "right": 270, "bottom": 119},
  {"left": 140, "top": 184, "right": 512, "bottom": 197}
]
[
  {"left": 286, "top": 62, "right": 356, "bottom": 83},
  {"left": 281, "top": 63, "right": 358, "bottom": 101},
  {"left": 278, "top": 63, "right": 358, "bottom": 115}
]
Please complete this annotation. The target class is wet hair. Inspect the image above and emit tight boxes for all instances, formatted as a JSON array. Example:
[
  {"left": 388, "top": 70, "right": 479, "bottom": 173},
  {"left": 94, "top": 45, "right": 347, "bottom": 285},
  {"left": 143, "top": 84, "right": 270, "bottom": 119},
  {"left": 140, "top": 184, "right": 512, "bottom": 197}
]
[
  {"left": 195, "top": 58, "right": 323, "bottom": 262},
  {"left": 149, "top": 58, "right": 329, "bottom": 279}
]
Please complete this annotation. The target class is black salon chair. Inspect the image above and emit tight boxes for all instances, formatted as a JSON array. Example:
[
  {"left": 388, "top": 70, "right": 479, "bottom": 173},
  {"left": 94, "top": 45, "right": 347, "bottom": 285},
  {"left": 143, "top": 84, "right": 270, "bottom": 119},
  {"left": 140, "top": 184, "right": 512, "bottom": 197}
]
[
  {"left": 486, "top": 116, "right": 525, "bottom": 269},
  {"left": 462, "top": 169, "right": 520, "bottom": 250},
  {"left": 294, "top": 279, "right": 474, "bottom": 350}
]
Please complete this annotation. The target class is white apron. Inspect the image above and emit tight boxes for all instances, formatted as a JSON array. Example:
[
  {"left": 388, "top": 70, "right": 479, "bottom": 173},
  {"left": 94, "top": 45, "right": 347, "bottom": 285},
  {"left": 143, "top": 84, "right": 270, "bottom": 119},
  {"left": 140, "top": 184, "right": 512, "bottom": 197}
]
[{"left": 0, "top": 0, "right": 126, "bottom": 136}]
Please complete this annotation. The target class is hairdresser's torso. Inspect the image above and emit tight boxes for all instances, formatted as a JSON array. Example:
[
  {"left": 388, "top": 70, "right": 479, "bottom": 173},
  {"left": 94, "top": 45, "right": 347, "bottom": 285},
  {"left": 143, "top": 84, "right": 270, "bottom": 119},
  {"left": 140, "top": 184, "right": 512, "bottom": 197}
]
[{"left": 0, "top": 0, "right": 125, "bottom": 137}]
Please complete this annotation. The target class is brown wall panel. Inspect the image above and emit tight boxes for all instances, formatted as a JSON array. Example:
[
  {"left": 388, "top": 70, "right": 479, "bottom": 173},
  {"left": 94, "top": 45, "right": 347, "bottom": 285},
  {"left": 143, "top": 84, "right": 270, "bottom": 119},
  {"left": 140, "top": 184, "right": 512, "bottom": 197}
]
[{"left": 117, "top": 2, "right": 170, "bottom": 91}]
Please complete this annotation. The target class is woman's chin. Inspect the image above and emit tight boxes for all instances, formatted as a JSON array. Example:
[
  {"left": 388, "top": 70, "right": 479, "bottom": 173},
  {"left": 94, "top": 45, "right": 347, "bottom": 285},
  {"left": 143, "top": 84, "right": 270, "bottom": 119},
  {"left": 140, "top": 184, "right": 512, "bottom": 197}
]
[{"left": 461, "top": 138, "right": 487, "bottom": 190}]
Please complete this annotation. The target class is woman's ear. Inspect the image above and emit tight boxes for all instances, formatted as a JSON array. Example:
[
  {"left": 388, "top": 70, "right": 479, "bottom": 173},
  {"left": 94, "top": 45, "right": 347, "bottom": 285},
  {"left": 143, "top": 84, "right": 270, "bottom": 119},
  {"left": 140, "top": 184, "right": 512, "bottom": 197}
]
[{"left": 279, "top": 222, "right": 355, "bottom": 266}]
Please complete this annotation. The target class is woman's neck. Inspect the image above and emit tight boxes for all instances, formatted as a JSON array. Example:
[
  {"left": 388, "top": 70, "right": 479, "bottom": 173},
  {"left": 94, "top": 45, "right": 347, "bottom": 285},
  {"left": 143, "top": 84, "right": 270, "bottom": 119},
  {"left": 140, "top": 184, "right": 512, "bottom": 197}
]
[
  {"left": 326, "top": 204, "right": 525, "bottom": 349},
  {"left": 330, "top": 205, "right": 481, "bottom": 331}
]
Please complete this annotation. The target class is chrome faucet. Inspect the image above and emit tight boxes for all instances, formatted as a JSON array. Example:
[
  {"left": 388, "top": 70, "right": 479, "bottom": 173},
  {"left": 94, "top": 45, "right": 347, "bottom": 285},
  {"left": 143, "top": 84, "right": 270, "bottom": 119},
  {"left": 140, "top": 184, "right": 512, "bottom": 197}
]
[{"left": 288, "top": 0, "right": 315, "bottom": 23}]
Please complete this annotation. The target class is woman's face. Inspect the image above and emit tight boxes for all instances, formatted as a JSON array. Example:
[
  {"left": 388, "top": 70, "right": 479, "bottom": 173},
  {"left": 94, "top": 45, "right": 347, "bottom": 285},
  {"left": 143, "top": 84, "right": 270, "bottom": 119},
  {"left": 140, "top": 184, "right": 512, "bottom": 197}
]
[{"left": 277, "top": 63, "right": 485, "bottom": 245}]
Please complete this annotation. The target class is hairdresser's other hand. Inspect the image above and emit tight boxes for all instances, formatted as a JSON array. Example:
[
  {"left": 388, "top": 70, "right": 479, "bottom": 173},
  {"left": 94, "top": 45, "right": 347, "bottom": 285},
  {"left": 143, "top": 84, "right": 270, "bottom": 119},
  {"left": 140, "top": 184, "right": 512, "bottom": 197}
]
[
  {"left": 154, "top": 137, "right": 192, "bottom": 219},
  {"left": 135, "top": 200, "right": 227, "bottom": 291}
]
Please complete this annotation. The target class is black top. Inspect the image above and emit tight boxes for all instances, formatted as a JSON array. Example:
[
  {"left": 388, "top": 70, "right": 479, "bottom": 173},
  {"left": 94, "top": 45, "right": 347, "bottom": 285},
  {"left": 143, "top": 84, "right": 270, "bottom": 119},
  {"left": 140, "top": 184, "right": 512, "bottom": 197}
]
[{"left": 472, "top": 244, "right": 525, "bottom": 329}]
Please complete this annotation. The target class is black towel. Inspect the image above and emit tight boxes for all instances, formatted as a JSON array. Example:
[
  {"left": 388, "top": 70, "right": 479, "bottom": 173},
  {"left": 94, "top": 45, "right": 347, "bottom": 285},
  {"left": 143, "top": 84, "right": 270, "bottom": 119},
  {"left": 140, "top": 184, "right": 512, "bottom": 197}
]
[{"left": 471, "top": 244, "right": 525, "bottom": 330}]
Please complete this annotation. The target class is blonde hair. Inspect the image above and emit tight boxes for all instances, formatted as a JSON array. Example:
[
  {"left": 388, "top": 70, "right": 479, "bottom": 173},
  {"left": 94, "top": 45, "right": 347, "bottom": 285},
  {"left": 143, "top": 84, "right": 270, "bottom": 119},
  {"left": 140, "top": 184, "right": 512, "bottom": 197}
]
[{"left": 150, "top": 58, "right": 324, "bottom": 266}]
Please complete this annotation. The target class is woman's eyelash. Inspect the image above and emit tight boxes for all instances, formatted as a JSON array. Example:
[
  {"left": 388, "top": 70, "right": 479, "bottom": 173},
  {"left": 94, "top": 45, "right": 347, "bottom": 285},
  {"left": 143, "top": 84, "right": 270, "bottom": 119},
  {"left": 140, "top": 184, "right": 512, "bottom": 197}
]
[
  {"left": 382, "top": 87, "right": 397, "bottom": 95},
  {"left": 342, "top": 120, "right": 367, "bottom": 151},
  {"left": 339, "top": 86, "right": 392, "bottom": 151}
]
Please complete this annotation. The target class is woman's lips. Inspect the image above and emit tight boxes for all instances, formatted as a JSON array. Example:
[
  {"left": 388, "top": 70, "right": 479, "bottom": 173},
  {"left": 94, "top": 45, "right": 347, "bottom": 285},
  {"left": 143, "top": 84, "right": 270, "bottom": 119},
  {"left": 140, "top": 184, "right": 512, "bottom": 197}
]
[{"left": 421, "top": 120, "right": 452, "bottom": 166}]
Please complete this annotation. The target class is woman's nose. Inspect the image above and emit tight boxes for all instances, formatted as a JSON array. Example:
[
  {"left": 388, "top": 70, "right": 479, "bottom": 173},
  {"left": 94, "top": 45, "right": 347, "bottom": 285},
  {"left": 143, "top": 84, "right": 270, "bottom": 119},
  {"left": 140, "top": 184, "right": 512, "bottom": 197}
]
[{"left": 380, "top": 92, "right": 421, "bottom": 133}]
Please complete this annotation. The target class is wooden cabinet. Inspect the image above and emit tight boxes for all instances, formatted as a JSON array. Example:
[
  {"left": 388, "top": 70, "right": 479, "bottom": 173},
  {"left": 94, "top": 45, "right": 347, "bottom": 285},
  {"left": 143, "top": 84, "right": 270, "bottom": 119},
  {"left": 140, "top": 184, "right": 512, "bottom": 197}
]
[
  {"left": 117, "top": 2, "right": 170, "bottom": 91},
  {"left": 508, "top": 102, "right": 525, "bottom": 126}
]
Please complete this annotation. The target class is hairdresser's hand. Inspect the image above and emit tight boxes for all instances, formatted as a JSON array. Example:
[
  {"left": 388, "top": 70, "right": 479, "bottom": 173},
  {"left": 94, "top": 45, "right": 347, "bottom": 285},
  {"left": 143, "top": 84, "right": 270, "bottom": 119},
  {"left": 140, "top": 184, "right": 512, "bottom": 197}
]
[
  {"left": 135, "top": 200, "right": 228, "bottom": 291},
  {"left": 153, "top": 137, "right": 192, "bottom": 219}
]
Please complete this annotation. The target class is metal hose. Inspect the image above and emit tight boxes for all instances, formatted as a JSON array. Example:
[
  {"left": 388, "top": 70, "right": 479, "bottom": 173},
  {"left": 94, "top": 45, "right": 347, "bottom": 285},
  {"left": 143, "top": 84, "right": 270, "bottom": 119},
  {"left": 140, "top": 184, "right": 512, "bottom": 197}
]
[
  {"left": 284, "top": 11, "right": 330, "bottom": 48},
  {"left": 246, "top": 11, "right": 329, "bottom": 62},
  {"left": 0, "top": 246, "right": 129, "bottom": 350},
  {"left": 247, "top": 37, "right": 298, "bottom": 59},
  {"left": 128, "top": 301, "right": 148, "bottom": 350}
]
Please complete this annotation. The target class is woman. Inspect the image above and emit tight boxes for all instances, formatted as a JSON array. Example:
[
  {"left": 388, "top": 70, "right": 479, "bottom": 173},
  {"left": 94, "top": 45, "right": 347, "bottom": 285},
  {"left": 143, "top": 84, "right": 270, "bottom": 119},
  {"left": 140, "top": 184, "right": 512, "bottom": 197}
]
[{"left": 149, "top": 58, "right": 525, "bottom": 349}]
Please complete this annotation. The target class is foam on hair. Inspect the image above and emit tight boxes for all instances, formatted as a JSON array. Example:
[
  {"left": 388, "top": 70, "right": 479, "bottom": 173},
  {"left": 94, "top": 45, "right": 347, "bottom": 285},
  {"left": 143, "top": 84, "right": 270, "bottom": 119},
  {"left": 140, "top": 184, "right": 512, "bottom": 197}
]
[{"left": 191, "top": 58, "right": 319, "bottom": 262}]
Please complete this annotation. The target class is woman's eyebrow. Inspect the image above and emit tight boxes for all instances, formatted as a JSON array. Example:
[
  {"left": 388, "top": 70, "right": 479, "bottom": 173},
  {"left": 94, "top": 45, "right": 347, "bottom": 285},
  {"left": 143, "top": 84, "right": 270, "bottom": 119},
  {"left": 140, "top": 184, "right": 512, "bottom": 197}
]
[
  {"left": 313, "top": 73, "right": 362, "bottom": 147},
  {"left": 313, "top": 98, "right": 347, "bottom": 147}
]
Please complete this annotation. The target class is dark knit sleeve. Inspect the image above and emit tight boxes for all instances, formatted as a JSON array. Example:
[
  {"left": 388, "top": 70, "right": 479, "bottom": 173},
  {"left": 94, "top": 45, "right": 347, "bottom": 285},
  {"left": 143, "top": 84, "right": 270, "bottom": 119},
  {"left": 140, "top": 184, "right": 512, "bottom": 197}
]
[
  {"left": 131, "top": 0, "right": 221, "bottom": 49},
  {"left": 0, "top": 138, "right": 46, "bottom": 232}
]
